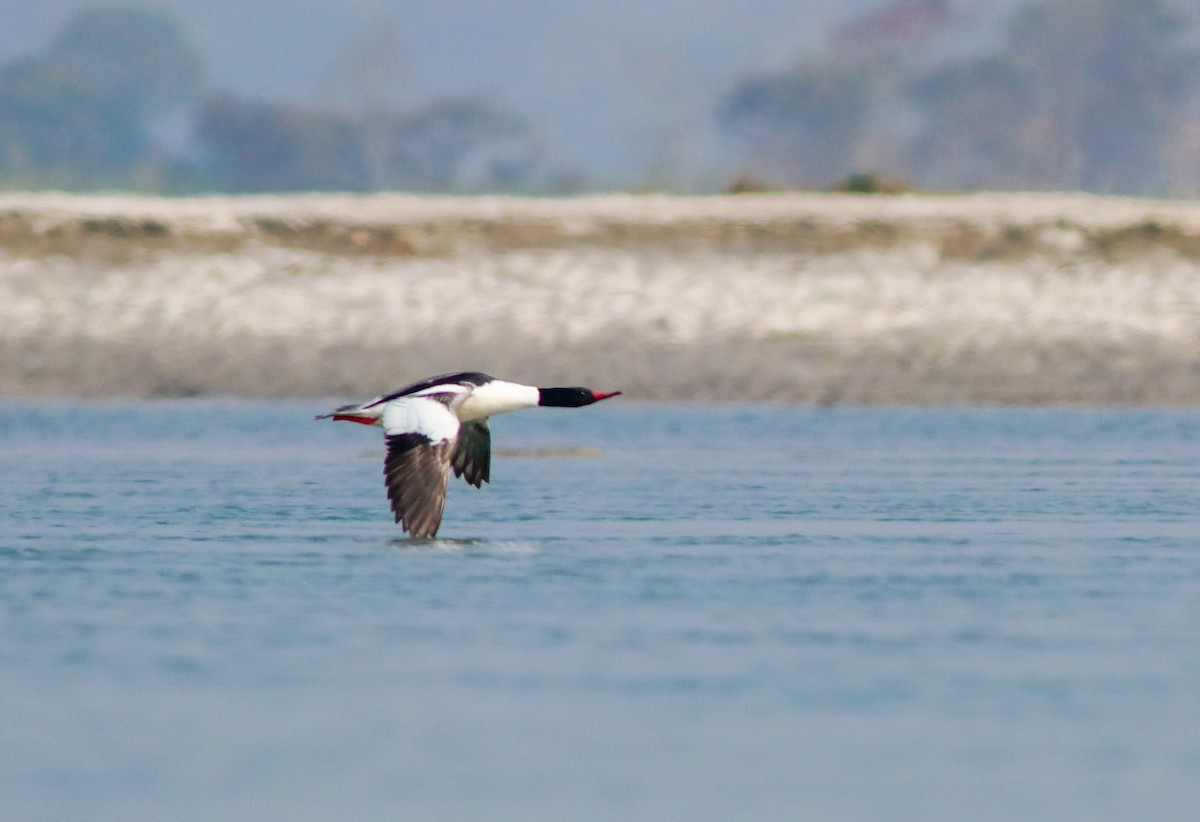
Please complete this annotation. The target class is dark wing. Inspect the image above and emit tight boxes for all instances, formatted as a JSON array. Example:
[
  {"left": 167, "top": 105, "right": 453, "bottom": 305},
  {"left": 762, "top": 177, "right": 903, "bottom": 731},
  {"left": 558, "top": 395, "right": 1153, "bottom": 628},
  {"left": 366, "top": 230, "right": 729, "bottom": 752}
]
[
  {"left": 380, "top": 394, "right": 464, "bottom": 538},
  {"left": 384, "top": 433, "right": 454, "bottom": 538},
  {"left": 451, "top": 420, "right": 492, "bottom": 488},
  {"left": 372, "top": 372, "right": 494, "bottom": 406}
]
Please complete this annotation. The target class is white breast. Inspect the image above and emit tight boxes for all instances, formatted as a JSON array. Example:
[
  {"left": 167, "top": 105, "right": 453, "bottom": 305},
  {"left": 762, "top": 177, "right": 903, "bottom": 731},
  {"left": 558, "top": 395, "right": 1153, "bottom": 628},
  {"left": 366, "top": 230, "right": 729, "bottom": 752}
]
[{"left": 457, "top": 380, "right": 539, "bottom": 422}]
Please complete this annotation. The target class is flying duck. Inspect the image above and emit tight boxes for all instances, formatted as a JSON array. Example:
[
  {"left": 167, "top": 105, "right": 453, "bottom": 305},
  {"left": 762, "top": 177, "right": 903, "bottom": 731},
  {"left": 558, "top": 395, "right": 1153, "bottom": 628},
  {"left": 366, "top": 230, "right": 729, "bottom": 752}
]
[{"left": 317, "top": 371, "right": 621, "bottom": 538}]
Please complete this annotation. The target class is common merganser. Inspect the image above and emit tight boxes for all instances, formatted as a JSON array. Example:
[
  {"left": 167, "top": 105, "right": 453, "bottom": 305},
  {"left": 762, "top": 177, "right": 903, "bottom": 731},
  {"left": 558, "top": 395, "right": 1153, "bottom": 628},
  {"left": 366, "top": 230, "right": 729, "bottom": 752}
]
[{"left": 317, "top": 372, "right": 621, "bottom": 538}]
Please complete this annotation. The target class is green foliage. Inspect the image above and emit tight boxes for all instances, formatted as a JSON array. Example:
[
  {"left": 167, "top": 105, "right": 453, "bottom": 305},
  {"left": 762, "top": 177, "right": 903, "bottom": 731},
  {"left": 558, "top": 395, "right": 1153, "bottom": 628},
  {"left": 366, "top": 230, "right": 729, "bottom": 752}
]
[{"left": 835, "top": 171, "right": 909, "bottom": 194}]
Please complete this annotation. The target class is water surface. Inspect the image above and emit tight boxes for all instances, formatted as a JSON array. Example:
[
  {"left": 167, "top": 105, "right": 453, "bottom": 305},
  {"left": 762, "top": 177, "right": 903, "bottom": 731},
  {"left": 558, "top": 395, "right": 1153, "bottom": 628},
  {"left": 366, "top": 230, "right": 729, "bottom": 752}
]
[{"left": 3, "top": 401, "right": 1200, "bottom": 821}]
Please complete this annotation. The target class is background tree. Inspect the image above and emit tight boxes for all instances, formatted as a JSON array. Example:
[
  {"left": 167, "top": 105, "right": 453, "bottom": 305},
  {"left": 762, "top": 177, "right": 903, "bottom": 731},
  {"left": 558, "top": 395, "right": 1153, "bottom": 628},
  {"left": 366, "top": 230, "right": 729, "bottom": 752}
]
[
  {"left": 369, "top": 99, "right": 543, "bottom": 192},
  {"left": 719, "top": 0, "right": 1200, "bottom": 195},
  {"left": 1003, "top": 0, "right": 1194, "bottom": 193},
  {"left": 196, "top": 97, "right": 366, "bottom": 192},
  {"left": 196, "top": 96, "right": 543, "bottom": 193},
  {"left": 0, "top": 6, "right": 202, "bottom": 187},
  {"left": 719, "top": 62, "right": 879, "bottom": 187},
  {"left": 49, "top": 6, "right": 204, "bottom": 119},
  {"left": 906, "top": 57, "right": 1034, "bottom": 189}
]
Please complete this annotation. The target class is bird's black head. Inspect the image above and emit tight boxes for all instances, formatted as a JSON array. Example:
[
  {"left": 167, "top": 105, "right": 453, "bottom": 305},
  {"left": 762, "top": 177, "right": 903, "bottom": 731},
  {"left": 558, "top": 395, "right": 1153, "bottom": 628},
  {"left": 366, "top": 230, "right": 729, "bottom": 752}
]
[{"left": 537, "top": 387, "right": 622, "bottom": 408}]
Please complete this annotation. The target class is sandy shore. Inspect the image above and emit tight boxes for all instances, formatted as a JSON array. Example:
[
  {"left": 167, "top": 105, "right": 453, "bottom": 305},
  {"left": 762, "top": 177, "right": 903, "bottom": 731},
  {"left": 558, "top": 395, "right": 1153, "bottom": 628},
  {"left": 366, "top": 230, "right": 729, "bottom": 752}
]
[{"left": 2, "top": 190, "right": 1199, "bottom": 404}]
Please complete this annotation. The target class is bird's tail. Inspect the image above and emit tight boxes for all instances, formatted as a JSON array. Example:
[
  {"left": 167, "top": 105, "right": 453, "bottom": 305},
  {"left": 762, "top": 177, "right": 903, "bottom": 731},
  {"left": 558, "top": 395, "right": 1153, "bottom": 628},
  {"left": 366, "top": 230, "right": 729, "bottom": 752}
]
[{"left": 315, "top": 400, "right": 384, "bottom": 426}]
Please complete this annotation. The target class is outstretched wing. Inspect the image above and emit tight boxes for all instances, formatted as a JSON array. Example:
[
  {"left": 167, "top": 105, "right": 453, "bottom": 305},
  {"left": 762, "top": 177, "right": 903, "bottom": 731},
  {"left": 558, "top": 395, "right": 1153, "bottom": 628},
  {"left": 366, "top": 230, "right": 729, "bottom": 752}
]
[
  {"left": 451, "top": 420, "right": 491, "bottom": 488},
  {"left": 384, "top": 434, "right": 453, "bottom": 538},
  {"left": 375, "top": 372, "right": 493, "bottom": 405},
  {"left": 381, "top": 395, "right": 463, "bottom": 538}
]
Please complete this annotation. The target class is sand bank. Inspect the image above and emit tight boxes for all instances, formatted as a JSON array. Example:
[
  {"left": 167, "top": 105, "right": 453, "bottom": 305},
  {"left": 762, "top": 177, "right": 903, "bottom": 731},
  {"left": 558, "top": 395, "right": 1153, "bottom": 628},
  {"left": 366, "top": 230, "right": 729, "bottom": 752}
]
[{"left": 2, "top": 191, "right": 1199, "bottom": 403}]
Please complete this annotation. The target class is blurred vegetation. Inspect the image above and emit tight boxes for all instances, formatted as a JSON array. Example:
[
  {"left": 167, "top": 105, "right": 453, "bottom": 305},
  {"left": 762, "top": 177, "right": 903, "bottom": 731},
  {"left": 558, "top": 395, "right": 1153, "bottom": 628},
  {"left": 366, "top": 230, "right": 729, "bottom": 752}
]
[
  {"left": 0, "top": 7, "right": 202, "bottom": 189},
  {"left": 0, "top": 5, "right": 547, "bottom": 193},
  {"left": 720, "top": 0, "right": 1200, "bottom": 196},
  {"left": 2, "top": 0, "right": 1200, "bottom": 195},
  {"left": 196, "top": 97, "right": 543, "bottom": 193}
]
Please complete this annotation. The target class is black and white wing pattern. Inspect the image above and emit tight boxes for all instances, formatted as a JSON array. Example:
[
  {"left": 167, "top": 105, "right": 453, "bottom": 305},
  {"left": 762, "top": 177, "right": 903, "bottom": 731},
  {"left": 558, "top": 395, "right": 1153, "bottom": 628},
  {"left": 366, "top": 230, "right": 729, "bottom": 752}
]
[
  {"left": 384, "top": 434, "right": 453, "bottom": 537},
  {"left": 451, "top": 420, "right": 491, "bottom": 488},
  {"left": 380, "top": 392, "right": 465, "bottom": 538}
]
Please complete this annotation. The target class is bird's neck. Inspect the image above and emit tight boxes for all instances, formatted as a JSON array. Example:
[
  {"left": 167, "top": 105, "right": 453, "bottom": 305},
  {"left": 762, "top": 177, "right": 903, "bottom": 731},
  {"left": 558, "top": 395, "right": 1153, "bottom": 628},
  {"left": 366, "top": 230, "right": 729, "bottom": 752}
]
[{"left": 457, "top": 381, "right": 539, "bottom": 421}]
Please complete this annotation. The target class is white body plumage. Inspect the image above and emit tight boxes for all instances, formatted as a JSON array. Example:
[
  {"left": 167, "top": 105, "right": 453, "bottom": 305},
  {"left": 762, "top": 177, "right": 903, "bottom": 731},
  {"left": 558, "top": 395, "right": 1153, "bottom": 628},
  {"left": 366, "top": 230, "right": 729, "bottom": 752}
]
[{"left": 317, "top": 371, "right": 620, "bottom": 538}]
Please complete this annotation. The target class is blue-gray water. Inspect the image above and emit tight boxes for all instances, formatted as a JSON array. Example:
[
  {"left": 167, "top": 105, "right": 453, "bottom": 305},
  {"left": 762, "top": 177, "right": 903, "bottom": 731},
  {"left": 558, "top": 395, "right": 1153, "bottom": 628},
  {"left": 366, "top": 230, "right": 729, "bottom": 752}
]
[{"left": 3, "top": 400, "right": 1200, "bottom": 821}]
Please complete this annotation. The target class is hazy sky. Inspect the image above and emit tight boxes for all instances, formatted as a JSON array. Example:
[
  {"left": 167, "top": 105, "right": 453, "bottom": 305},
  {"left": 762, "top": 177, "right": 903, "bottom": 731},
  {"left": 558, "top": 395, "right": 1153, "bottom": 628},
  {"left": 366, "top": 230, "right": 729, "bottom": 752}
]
[{"left": 0, "top": 0, "right": 1023, "bottom": 183}]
